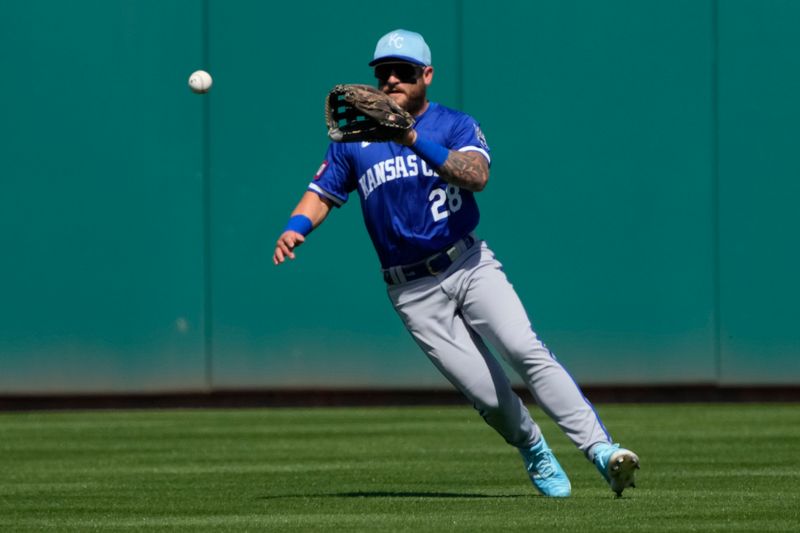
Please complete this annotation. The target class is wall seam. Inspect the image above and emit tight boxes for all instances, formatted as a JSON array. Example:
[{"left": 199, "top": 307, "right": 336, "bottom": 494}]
[
  {"left": 202, "top": 0, "right": 214, "bottom": 391},
  {"left": 456, "top": 0, "right": 464, "bottom": 109},
  {"left": 711, "top": 0, "right": 722, "bottom": 385}
]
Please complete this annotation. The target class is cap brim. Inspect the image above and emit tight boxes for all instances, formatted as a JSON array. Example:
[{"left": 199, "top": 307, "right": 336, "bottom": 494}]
[{"left": 369, "top": 55, "right": 428, "bottom": 67}]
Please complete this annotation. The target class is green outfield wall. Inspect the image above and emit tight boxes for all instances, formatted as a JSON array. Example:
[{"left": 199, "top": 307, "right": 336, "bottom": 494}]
[{"left": 1, "top": 0, "right": 798, "bottom": 393}]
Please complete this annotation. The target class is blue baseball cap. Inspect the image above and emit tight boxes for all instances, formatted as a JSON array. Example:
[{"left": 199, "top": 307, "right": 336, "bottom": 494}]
[{"left": 369, "top": 29, "right": 431, "bottom": 67}]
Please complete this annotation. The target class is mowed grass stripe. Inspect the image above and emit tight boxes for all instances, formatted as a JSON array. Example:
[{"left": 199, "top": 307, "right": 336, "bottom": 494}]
[{"left": 1, "top": 404, "right": 799, "bottom": 532}]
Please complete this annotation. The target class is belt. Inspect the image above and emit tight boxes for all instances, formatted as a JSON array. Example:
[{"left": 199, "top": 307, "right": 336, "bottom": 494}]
[{"left": 383, "top": 233, "right": 477, "bottom": 285}]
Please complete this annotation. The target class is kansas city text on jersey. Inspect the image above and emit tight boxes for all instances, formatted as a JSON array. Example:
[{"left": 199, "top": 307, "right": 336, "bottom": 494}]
[{"left": 359, "top": 154, "right": 438, "bottom": 199}]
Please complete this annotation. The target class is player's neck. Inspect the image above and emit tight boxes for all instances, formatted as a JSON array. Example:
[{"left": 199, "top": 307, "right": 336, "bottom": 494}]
[{"left": 408, "top": 99, "right": 430, "bottom": 117}]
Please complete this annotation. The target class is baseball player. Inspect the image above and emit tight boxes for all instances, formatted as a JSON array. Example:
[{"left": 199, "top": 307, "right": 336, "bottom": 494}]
[{"left": 274, "top": 29, "right": 640, "bottom": 497}]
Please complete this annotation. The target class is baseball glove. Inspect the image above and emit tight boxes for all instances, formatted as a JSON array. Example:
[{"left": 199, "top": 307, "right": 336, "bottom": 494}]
[{"left": 325, "top": 84, "right": 414, "bottom": 143}]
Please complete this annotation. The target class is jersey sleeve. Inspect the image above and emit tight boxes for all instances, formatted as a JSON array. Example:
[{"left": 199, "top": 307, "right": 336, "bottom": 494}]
[
  {"left": 307, "top": 142, "right": 356, "bottom": 207},
  {"left": 448, "top": 113, "right": 492, "bottom": 166}
]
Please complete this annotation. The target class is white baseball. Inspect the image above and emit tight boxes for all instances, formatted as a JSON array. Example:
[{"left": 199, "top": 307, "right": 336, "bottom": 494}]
[{"left": 188, "top": 70, "right": 213, "bottom": 93}]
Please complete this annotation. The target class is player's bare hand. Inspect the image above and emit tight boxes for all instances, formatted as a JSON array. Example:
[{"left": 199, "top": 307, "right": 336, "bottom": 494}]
[
  {"left": 273, "top": 231, "right": 306, "bottom": 265},
  {"left": 395, "top": 128, "right": 417, "bottom": 146}
]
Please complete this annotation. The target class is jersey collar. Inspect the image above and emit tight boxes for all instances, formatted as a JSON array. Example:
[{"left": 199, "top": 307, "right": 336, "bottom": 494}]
[{"left": 414, "top": 101, "right": 437, "bottom": 124}]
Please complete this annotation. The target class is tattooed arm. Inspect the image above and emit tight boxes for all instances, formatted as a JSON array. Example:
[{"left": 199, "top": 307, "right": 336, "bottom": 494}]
[
  {"left": 399, "top": 129, "right": 489, "bottom": 192},
  {"left": 437, "top": 150, "right": 489, "bottom": 192}
]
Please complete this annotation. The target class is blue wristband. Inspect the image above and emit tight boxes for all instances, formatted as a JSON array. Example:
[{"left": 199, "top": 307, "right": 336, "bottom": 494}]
[
  {"left": 283, "top": 214, "right": 313, "bottom": 236},
  {"left": 410, "top": 135, "right": 449, "bottom": 169}
]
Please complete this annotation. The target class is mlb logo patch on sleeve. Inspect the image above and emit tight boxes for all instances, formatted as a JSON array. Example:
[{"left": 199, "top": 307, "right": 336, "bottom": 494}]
[{"left": 313, "top": 161, "right": 328, "bottom": 180}]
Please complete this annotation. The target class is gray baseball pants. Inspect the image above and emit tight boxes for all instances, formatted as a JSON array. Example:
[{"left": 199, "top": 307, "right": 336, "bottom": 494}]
[{"left": 387, "top": 238, "right": 610, "bottom": 456}]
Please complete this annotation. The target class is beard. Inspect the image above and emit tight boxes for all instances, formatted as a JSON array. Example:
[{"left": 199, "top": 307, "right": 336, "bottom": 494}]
[{"left": 386, "top": 86, "right": 426, "bottom": 116}]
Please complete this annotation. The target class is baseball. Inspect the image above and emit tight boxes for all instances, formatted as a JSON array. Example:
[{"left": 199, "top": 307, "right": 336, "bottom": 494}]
[{"left": 188, "top": 70, "right": 212, "bottom": 93}]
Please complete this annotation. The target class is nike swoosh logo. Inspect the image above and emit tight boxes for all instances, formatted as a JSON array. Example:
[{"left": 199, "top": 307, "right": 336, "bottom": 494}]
[{"left": 361, "top": 141, "right": 371, "bottom": 148}]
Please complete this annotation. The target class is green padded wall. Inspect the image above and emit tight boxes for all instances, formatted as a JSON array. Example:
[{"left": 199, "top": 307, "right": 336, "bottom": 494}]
[
  {"left": 207, "top": 0, "right": 460, "bottom": 388},
  {"left": 461, "top": 0, "right": 716, "bottom": 384},
  {"left": 0, "top": 1, "right": 207, "bottom": 392},
  {"left": 717, "top": 0, "right": 800, "bottom": 384},
  {"left": 1, "top": 1, "right": 798, "bottom": 393}
]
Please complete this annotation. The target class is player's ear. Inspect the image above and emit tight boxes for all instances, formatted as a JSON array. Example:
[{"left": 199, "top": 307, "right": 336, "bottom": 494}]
[{"left": 422, "top": 66, "right": 434, "bottom": 86}]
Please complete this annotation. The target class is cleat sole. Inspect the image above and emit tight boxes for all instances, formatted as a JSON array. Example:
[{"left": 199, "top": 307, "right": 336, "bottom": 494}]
[{"left": 607, "top": 450, "right": 640, "bottom": 497}]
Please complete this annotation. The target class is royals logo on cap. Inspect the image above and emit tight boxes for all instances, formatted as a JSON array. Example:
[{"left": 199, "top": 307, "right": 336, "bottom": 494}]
[{"left": 369, "top": 29, "right": 432, "bottom": 67}]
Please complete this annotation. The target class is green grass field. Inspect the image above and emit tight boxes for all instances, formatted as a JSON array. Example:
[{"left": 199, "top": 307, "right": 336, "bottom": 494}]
[{"left": 1, "top": 403, "right": 799, "bottom": 532}]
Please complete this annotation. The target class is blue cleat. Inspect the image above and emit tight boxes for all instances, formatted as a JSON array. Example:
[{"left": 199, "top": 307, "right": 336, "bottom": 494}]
[
  {"left": 592, "top": 442, "right": 640, "bottom": 497},
  {"left": 519, "top": 436, "right": 571, "bottom": 498}
]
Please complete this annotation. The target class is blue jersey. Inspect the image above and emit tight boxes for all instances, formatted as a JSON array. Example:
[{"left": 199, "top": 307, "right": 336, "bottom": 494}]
[{"left": 308, "top": 102, "right": 491, "bottom": 268}]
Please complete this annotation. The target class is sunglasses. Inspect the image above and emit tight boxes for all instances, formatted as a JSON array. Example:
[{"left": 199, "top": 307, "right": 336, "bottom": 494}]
[{"left": 374, "top": 63, "right": 424, "bottom": 83}]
